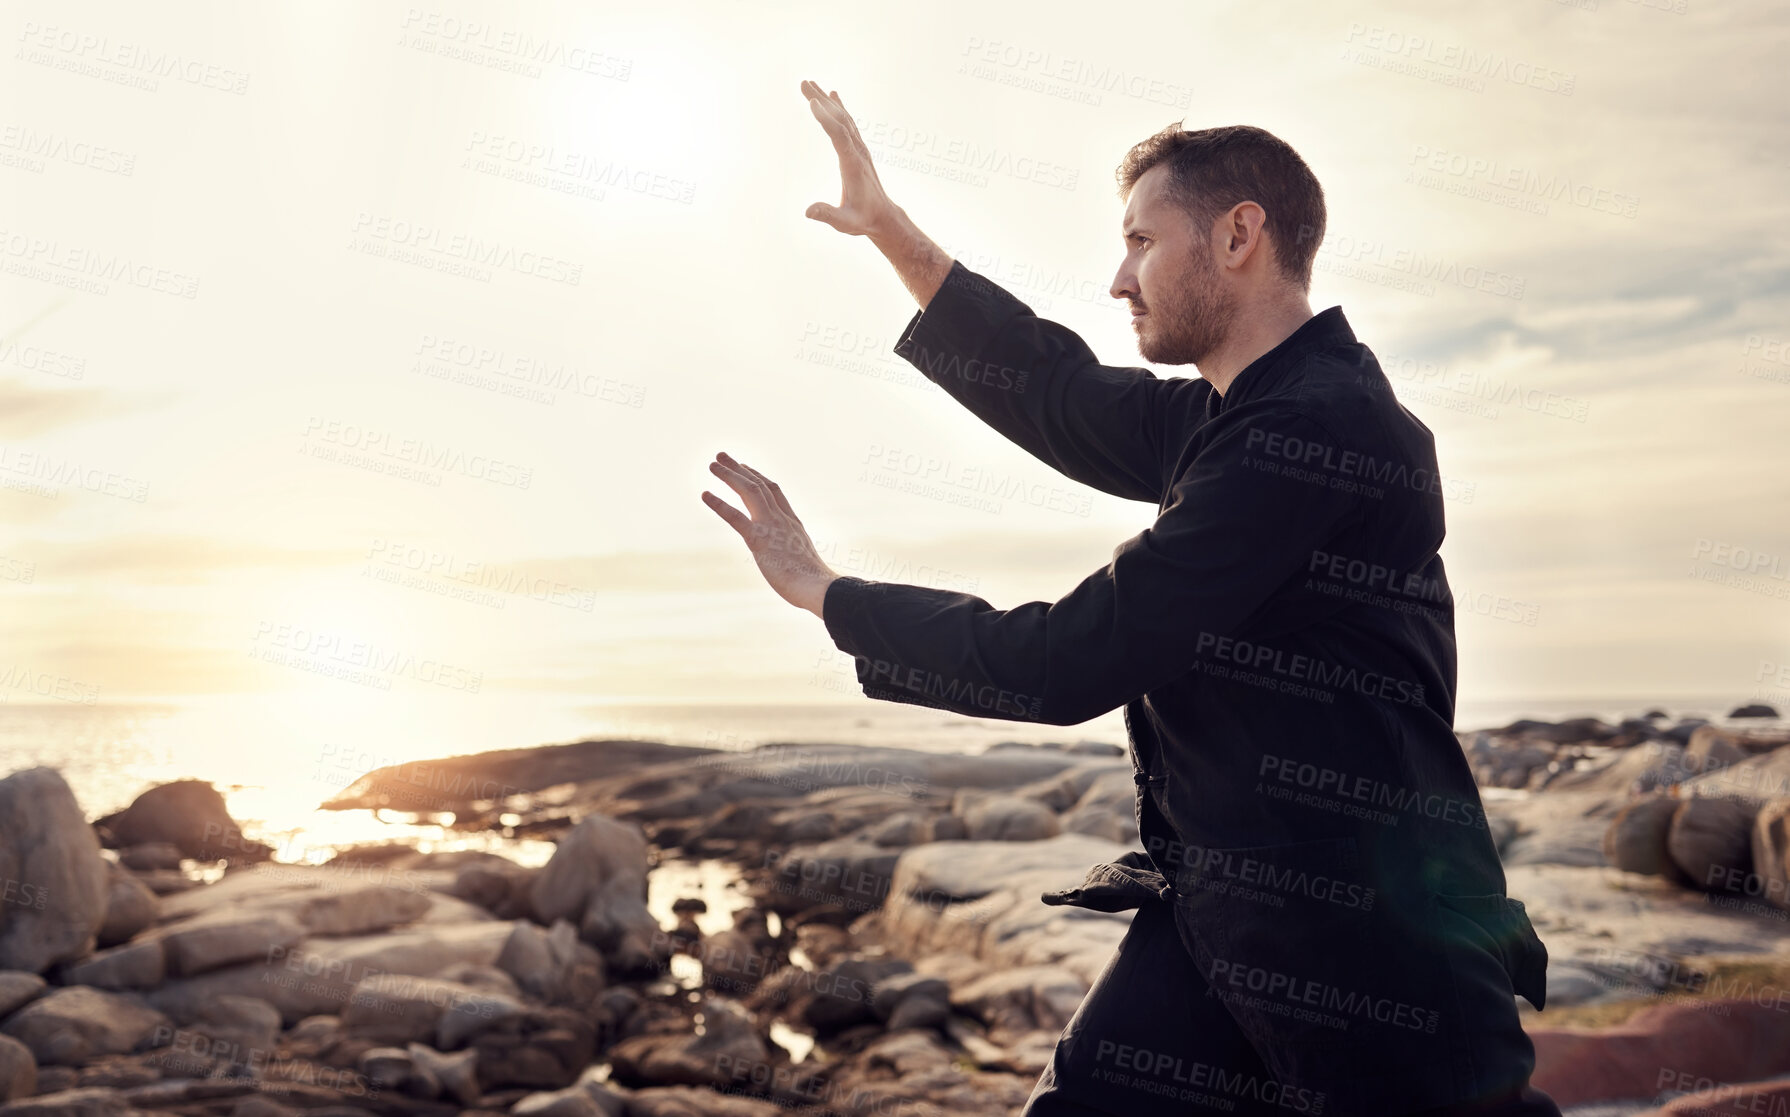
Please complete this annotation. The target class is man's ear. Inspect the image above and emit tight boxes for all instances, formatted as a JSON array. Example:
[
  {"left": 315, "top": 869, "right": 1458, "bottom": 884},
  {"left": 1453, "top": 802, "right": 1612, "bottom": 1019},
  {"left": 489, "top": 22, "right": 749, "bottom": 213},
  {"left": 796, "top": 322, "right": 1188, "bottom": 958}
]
[{"left": 1224, "top": 202, "right": 1268, "bottom": 265}]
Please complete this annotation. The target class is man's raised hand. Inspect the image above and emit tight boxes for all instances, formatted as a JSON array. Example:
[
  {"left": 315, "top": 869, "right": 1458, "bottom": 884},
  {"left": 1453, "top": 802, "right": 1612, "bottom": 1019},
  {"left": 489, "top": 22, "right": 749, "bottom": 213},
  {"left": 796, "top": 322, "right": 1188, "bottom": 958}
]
[
  {"left": 702, "top": 451, "right": 839, "bottom": 619},
  {"left": 802, "top": 79, "right": 900, "bottom": 238}
]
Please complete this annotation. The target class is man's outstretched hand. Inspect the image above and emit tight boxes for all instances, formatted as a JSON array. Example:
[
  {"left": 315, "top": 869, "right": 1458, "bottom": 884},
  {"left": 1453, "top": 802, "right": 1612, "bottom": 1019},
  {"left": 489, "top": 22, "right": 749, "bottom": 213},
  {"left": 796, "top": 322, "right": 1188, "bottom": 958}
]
[
  {"left": 702, "top": 451, "right": 839, "bottom": 619},
  {"left": 802, "top": 79, "right": 901, "bottom": 238}
]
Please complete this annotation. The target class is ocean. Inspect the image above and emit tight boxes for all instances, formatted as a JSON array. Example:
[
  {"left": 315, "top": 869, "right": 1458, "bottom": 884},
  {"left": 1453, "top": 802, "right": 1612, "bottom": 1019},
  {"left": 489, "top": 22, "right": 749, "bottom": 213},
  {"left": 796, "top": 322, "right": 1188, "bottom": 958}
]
[{"left": 0, "top": 692, "right": 1761, "bottom": 863}]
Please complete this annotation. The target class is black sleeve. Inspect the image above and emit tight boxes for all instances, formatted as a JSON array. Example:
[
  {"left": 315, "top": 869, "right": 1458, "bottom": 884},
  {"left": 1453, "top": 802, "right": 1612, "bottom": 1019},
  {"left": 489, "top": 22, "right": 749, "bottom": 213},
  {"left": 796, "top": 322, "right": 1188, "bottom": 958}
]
[
  {"left": 892, "top": 259, "right": 1201, "bottom": 505},
  {"left": 821, "top": 406, "right": 1363, "bottom": 726}
]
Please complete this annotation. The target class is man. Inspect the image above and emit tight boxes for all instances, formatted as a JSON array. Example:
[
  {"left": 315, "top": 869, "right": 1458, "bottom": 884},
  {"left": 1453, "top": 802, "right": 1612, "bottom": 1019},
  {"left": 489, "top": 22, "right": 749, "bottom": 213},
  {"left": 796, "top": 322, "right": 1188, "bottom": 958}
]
[{"left": 700, "top": 80, "right": 1561, "bottom": 1116}]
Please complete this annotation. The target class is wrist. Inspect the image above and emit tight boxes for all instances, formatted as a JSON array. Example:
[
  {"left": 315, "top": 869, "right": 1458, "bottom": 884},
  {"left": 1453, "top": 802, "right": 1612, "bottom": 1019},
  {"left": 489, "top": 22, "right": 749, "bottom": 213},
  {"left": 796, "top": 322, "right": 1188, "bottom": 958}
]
[
  {"left": 866, "top": 205, "right": 912, "bottom": 248},
  {"left": 804, "top": 572, "right": 841, "bottom": 620}
]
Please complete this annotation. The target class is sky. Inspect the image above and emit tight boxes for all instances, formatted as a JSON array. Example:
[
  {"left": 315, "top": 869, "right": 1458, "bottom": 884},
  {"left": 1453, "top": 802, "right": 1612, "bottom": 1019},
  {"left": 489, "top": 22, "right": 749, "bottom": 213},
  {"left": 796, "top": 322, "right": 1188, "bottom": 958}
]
[{"left": 3, "top": 0, "right": 1788, "bottom": 735}]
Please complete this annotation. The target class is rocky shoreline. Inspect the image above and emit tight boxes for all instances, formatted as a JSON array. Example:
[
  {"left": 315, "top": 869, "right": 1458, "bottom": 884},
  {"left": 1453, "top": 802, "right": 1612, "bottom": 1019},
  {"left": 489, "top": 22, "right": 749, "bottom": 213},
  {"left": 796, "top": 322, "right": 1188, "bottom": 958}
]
[{"left": 5, "top": 707, "right": 1790, "bottom": 1116}]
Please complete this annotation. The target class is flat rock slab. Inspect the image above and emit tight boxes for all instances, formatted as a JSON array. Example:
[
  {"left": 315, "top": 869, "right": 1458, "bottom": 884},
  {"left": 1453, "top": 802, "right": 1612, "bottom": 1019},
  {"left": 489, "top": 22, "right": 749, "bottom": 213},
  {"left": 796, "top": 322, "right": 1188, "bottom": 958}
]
[
  {"left": 147, "top": 919, "right": 518, "bottom": 1025},
  {"left": 0, "top": 987, "right": 169, "bottom": 1066},
  {"left": 879, "top": 834, "right": 1142, "bottom": 989},
  {"left": 154, "top": 863, "right": 479, "bottom": 931}
]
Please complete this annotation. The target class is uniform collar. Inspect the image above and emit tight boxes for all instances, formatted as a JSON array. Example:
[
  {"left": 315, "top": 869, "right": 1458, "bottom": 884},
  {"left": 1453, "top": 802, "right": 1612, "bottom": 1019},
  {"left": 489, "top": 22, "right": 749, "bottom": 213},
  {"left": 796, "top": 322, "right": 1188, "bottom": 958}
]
[{"left": 1205, "top": 306, "right": 1354, "bottom": 419}]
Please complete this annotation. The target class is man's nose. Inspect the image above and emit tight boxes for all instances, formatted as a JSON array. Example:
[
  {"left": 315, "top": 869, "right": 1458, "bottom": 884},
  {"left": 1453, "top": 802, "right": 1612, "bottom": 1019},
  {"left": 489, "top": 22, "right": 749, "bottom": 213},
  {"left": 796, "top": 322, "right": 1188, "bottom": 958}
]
[{"left": 1110, "top": 264, "right": 1136, "bottom": 303}]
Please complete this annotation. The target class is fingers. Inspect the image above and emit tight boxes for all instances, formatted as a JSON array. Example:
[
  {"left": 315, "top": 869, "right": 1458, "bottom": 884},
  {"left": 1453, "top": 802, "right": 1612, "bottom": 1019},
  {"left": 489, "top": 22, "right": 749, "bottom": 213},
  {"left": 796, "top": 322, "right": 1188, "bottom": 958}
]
[
  {"left": 717, "top": 452, "right": 799, "bottom": 520},
  {"left": 805, "top": 201, "right": 844, "bottom": 229},
  {"left": 708, "top": 456, "right": 768, "bottom": 520},
  {"left": 732, "top": 457, "right": 798, "bottom": 519},
  {"left": 700, "top": 490, "right": 750, "bottom": 537}
]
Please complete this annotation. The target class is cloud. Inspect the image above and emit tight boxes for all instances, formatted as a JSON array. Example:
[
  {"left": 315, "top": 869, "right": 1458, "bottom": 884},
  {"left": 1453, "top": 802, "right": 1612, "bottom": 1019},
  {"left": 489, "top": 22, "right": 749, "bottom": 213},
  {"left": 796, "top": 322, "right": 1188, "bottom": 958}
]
[{"left": 0, "top": 378, "right": 129, "bottom": 437}]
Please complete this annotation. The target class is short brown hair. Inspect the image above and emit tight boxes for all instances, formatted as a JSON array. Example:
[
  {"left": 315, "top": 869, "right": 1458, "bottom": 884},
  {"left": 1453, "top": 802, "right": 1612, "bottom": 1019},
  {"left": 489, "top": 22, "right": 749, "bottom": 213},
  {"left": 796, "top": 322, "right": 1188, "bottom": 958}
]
[{"left": 1116, "top": 123, "right": 1326, "bottom": 291}]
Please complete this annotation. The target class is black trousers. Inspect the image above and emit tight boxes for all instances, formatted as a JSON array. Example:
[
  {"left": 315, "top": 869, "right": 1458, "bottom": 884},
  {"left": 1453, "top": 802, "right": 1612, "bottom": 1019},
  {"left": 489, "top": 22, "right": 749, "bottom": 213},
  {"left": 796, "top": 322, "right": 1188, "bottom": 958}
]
[{"left": 1020, "top": 899, "right": 1563, "bottom": 1116}]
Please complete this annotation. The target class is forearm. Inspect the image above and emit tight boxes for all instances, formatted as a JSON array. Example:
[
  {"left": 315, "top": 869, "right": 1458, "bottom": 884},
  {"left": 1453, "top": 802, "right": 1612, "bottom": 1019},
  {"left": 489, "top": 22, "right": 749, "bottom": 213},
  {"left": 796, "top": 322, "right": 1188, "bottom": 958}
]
[{"left": 868, "top": 207, "right": 953, "bottom": 311}]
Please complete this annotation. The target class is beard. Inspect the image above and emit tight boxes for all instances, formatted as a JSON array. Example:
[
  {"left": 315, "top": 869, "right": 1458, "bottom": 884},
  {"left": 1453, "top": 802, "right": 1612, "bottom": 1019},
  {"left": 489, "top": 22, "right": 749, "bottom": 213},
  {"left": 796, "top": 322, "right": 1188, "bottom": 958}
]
[{"left": 1132, "top": 249, "right": 1236, "bottom": 366}]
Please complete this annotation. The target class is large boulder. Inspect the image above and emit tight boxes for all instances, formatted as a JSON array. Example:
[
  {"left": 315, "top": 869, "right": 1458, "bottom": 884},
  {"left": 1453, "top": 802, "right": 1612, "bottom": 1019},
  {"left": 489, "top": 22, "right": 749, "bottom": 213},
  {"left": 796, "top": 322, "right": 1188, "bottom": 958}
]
[
  {"left": 94, "top": 865, "right": 158, "bottom": 949},
  {"left": 91, "top": 780, "right": 270, "bottom": 863},
  {"left": 339, "top": 973, "right": 521, "bottom": 1049},
  {"left": 1667, "top": 796, "right": 1758, "bottom": 891},
  {"left": 605, "top": 998, "right": 768, "bottom": 1089},
  {"left": 115, "top": 844, "right": 183, "bottom": 873},
  {"left": 174, "top": 995, "right": 282, "bottom": 1060},
  {"left": 961, "top": 795, "right": 1059, "bottom": 841},
  {"left": 879, "top": 834, "right": 1141, "bottom": 990},
  {"left": 1729, "top": 704, "right": 1781, "bottom": 719},
  {"left": 759, "top": 837, "right": 901, "bottom": 917},
  {"left": 0, "top": 1034, "right": 34, "bottom": 1103},
  {"left": 494, "top": 921, "right": 605, "bottom": 1006},
  {"left": 148, "top": 919, "right": 516, "bottom": 1025},
  {"left": 1684, "top": 726, "right": 1790, "bottom": 782},
  {"left": 293, "top": 886, "right": 432, "bottom": 937},
  {"left": 59, "top": 940, "right": 166, "bottom": 990},
  {"left": 0, "top": 987, "right": 169, "bottom": 1066},
  {"left": 1530, "top": 997, "right": 1790, "bottom": 1108},
  {"left": 1750, "top": 798, "right": 1790, "bottom": 912},
  {"left": 950, "top": 965, "right": 1087, "bottom": 1043},
  {"left": 0, "top": 769, "right": 109, "bottom": 974},
  {"left": 1463, "top": 733, "right": 1558, "bottom": 789},
  {"left": 529, "top": 814, "right": 663, "bottom": 975},
  {"left": 0, "top": 974, "right": 46, "bottom": 1019},
  {"left": 157, "top": 914, "right": 306, "bottom": 977},
  {"left": 1602, "top": 793, "right": 1690, "bottom": 882}
]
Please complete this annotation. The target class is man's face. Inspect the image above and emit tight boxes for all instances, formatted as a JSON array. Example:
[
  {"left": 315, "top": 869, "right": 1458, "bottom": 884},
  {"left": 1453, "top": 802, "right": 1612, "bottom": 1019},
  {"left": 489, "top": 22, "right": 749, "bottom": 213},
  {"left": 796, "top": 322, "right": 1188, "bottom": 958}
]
[{"left": 1111, "top": 162, "right": 1236, "bottom": 367}]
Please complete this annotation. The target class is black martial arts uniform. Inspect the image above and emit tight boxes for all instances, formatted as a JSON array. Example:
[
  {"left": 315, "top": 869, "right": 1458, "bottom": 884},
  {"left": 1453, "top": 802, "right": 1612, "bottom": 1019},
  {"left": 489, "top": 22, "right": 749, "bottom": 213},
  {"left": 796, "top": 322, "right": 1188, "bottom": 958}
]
[{"left": 820, "top": 259, "right": 1562, "bottom": 1115}]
